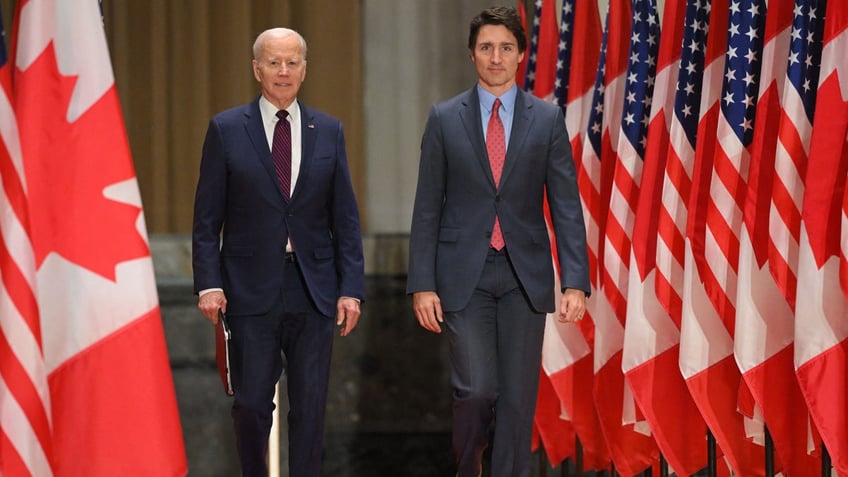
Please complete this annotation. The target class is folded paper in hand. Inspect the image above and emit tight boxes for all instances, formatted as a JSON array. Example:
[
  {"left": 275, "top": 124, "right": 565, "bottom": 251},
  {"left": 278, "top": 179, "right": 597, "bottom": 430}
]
[{"left": 215, "top": 310, "right": 234, "bottom": 396}]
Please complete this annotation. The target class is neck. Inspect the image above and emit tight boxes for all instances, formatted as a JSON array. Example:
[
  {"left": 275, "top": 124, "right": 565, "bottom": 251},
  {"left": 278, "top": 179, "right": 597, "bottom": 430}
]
[{"left": 478, "top": 82, "right": 514, "bottom": 98}]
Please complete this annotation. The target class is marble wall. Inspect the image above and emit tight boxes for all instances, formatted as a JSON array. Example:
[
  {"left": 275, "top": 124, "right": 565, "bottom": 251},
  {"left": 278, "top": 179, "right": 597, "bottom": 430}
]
[{"left": 363, "top": 0, "right": 510, "bottom": 234}]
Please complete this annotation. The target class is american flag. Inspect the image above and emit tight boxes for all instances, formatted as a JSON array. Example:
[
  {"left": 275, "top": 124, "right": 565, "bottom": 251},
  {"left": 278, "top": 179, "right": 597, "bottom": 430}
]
[
  {"left": 553, "top": 0, "right": 575, "bottom": 112},
  {"left": 658, "top": 0, "right": 710, "bottom": 349},
  {"left": 524, "top": 0, "right": 846, "bottom": 472},
  {"left": 735, "top": 1, "right": 823, "bottom": 475},
  {"left": 699, "top": 0, "right": 766, "bottom": 325},
  {"left": 588, "top": 1, "right": 660, "bottom": 474},
  {"left": 622, "top": 0, "right": 711, "bottom": 474},
  {"left": 703, "top": 0, "right": 766, "bottom": 442},
  {"left": 524, "top": 0, "right": 543, "bottom": 92},
  {"left": 659, "top": 0, "right": 737, "bottom": 472},
  {"left": 769, "top": 0, "right": 824, "bottom": 308},
  {"left": 608, "top": 0, "right": 659, "bottom": 436},
  {"left": 679, "top": 0, "right": 767, "bottom": 473},
  {"left": 524, "top": 0, "right": 557, "bottom": 99},
  {"left": 0, "top": 3, "right": 53, "bottom": 474},
  {"left": 654, "top": 0, "right": 712, "bottom": 333},
  {"left": 618, "top": 0, "right": 659, "bottom": 160}
]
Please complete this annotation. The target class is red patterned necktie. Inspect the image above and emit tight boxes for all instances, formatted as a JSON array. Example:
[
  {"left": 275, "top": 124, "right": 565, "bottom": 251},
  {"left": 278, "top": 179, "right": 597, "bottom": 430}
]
[
  {"left": 272, "top": 110, "right": 292, "bottom": 201},
  {"left": 487, "top": 98, "right": 505, "bottom": 250}
]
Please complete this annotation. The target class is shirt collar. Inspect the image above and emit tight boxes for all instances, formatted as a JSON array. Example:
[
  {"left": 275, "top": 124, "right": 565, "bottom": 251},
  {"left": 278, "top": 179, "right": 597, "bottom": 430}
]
[
  {"left": 258, "top": 95, "right": 300, "bottom": 123},
  {"left": 477, "top": 84, "right": 518, "bottom": 114}
]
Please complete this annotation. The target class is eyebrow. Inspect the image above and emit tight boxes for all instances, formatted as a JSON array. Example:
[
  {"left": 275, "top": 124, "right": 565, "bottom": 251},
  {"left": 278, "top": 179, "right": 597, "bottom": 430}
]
[{"left": 477, "top": 41, "right": 516, "bottom": 48}]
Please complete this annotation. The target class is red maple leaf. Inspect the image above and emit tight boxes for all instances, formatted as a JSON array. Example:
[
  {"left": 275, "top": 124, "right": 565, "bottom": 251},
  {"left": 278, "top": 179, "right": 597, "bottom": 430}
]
[{"left": 15, "top": 44, "right": 149, "bottom": 281}]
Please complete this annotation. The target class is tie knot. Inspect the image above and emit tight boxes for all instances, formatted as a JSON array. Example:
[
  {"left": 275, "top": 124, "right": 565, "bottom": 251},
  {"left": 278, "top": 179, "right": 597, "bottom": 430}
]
[
  {"left": 276, "top": 110, "right": 289, "bottom": 120},
  {"left": 492, "top": 98, "right": 502, "bottom": 116}
]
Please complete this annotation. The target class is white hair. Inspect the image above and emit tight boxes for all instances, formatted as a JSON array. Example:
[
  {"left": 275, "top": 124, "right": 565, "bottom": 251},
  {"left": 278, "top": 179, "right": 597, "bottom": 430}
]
[{"left": 253, "top": 28, "right": 308, "bottom": 60}]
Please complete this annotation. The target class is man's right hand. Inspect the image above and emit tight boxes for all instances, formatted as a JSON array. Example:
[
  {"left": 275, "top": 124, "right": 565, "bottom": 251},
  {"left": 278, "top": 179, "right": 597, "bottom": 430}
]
[
  {"left": 412, "top": 291, "right": 444, "bottom": 334},
  {"left": 198, "top": 291, "right": 227, "bottom": 325}
]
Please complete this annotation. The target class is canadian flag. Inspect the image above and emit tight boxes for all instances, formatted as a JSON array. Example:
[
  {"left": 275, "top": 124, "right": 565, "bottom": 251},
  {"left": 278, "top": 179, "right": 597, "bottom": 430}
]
[
  {"left": 1, "top": 0, "right": 188, "bottom": 475},
  {"left": 621, "top": 0, "right": 710, "bottom": 475},
  {"left": 794, "top": 0, "right": 848, "bottom": 474}
]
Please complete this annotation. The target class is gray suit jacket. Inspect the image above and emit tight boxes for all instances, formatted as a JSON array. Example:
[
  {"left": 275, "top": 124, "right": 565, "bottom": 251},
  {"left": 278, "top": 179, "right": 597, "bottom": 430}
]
[{"left": 407, "top": 86, "right": 590, "bottom": 313}]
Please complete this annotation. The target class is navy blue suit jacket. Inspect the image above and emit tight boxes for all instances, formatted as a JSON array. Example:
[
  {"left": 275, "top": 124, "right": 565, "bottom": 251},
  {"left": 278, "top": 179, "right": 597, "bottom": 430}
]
[
  {"left": 192, "top": 97, "right": 364, "bottom": 317},
  {"left": 407, "top": 87, "right": 590, "bottom": 313}
]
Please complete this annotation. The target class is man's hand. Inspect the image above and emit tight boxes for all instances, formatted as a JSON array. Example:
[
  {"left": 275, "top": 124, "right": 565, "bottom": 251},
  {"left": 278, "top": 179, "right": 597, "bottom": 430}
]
[
  {"left": 198, "top": 290, "right": 227, "bottom": 324},
  {"left": 558, "top": 288, "right": 587, "bottom": 323},
  {"left": 413, "top": 291, "right": 444, "bottom": 333},
  {"left": 337, "top": 297, "right": 361, "bottom": 337}
]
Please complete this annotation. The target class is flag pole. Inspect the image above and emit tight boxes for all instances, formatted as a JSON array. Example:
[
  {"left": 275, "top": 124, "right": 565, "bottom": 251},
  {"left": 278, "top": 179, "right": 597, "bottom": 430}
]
[{"left": 269, "top": 381, "right": 281, "bottom": 477}]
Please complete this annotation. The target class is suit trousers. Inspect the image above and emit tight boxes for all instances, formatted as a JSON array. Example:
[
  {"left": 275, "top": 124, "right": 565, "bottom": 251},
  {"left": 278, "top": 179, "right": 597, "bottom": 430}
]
[
  {"left": 227, "top": 258, "right": 335, "bottom": 477},
  {"left": 445, "top": 248, "right": 546, "bottom": 477}
]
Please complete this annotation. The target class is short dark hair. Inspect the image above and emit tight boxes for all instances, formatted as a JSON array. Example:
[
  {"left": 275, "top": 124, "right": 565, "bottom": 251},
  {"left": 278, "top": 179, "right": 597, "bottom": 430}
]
[{"left": 468, "top": 6, "right": 527, "bottom": 53}]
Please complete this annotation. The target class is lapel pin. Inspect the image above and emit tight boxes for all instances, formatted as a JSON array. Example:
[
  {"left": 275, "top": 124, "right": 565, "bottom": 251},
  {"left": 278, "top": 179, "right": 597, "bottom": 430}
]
[{"left": 307, "top": 124, "right": 315, "bottom": 129}]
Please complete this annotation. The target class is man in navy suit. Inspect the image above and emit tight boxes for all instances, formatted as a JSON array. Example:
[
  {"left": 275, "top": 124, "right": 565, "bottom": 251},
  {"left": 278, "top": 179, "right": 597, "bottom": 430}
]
[
  {"left": 407, "top": 7, "right": 590, "bottom": 477},
  {"left": 192, "top": 27, "right": 364, "bottom": 477}
]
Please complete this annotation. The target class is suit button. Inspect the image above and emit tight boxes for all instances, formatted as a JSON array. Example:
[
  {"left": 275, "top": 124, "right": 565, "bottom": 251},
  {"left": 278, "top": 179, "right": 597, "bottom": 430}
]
[{"left": 495, "top": 195, "right": 501, "bottom": 202}]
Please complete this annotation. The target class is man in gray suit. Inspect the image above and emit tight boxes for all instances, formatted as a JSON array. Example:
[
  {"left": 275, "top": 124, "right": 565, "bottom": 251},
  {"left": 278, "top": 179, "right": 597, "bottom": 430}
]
[{"left": 407, "top": 6, "right": 590, "bottom": 477}]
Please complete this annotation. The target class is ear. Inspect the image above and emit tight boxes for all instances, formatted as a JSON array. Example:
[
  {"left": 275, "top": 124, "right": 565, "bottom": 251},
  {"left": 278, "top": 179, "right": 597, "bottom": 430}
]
[{"left": 252, "top": 59, "right": 261, "bottom": 82}]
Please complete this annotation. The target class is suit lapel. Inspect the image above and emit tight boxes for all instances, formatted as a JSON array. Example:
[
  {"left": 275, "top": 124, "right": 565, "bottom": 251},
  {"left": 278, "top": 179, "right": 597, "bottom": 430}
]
[
  {"left": 295, "top": 102, "right": 317, "bottom": 203},
  {"left": 501, "top": 89, "right": 533, "bottom": 187},
  {"left": 458, "top": 88, "right": 496, "bottom": 189},
  {"left": 243, "top": 98, "right": 287, "bottom": 199}
]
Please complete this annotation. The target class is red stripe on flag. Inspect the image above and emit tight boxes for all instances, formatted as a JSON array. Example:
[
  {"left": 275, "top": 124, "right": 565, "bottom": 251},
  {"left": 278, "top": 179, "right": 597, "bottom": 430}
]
[
  {"left": 0, "top": 2, "right": 52, "bottom": 472},
  {"left": 0, "top": 430, "right": 32, "bottom": 477}
]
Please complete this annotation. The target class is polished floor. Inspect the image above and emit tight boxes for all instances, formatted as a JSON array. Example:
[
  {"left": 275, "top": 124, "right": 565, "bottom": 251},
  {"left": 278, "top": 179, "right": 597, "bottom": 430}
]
[
  {"left": 321, "top": 432, "right": 455, "bottom": 476},
  {"left": 164, "top": 276, "right": 673, "bottom": 477}
]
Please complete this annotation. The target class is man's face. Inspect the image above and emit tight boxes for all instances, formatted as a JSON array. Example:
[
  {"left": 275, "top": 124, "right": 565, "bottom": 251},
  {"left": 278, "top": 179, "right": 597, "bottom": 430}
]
[
  {"left": 252, "top": 34, "right": 307, "bottom": 109},
  {"left": 470, "top": 24, "right": 524, "bottom": 94}
]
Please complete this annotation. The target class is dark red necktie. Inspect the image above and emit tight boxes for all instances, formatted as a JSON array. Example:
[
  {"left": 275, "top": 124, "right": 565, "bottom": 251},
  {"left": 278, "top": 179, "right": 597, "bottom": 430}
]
[
  {"left": 487, "top": 98, "right": 505, "bottom": 250},
  {"left": 272, "top": 110, "right": 292, "bottom": 201}
]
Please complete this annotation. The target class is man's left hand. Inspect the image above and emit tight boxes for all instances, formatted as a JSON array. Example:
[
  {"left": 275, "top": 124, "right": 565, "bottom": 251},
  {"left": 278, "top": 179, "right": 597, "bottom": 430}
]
[
  {"left": 336, "top": 297, "right": 361, "bottom": 336},
  {"left": 558, "top": 288, "right": 587, "bottom": 323}
]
